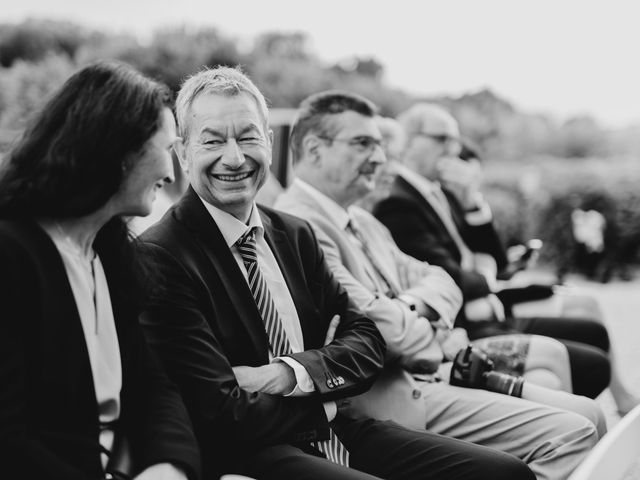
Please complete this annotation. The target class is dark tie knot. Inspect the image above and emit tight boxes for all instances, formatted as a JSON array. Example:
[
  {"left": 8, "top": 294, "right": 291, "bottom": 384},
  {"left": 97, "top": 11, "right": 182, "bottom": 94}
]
[{"left": 237, "top": 227, "right": 258, "bottom": 263}]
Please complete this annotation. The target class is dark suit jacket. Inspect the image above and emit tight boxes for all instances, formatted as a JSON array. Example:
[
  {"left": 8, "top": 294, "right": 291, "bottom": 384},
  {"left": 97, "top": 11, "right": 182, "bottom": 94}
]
[
  {"left": 0, "top": 219, "right": 200, "bottom": 480},
  {"left": 374, "top": 175, "right": 508, "bottom": 302},
  {"left": 139, "top": 187, "right": 386, "bottom": 479}
]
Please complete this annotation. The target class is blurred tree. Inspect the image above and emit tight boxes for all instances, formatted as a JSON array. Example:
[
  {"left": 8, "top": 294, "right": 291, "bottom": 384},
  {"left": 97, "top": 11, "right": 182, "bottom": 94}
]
[
  {"left": 556, "top": 115, "right": 610, "bottom": 158},
  {"left": 78, "top": 26, "right": 241, "bottom": 91},
  {"left": 332, "top": 56, "right": 385, "bottom": 80},
  {"left": 0, "top": 54, "right": 76, "bottom": 130},
  {"left": 0, "top": 19, "right": 103, "bottom": 67},
  {"left": 251, "top": 31, "right": 312, "bottom": 61}
]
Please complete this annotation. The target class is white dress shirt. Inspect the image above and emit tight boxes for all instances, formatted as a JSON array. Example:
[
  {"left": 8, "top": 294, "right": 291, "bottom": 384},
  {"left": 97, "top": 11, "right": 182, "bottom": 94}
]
[
  {"left": 43, "top": 225, "right": 122, "bottom": 469},
  {"left": 199, "top": 198, "right": 318, "bottom": 396}
]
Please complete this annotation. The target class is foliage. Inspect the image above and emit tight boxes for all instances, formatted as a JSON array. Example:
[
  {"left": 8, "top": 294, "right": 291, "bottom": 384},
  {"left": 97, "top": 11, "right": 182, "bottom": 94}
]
[
  {"left": 1, "top": 19, "right": 639, "bottom": 280},
  {"left": 484, "top": 157, "right": 640, "bottom": 279},
  {"left": 0, "top": 19, "right": 103, "bottom": 67},
  {"left": 0, "top": 54, "right": 76, "bottom": 131}
]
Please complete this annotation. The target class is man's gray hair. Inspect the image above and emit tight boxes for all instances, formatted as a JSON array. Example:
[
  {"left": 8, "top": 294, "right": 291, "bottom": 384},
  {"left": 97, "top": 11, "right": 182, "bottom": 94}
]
[
  {"left": 396, "top": 102, "right": 451, "bottom": 139},
  {"left": 175, "top": 66, "right": 269, "bottom": 141}
]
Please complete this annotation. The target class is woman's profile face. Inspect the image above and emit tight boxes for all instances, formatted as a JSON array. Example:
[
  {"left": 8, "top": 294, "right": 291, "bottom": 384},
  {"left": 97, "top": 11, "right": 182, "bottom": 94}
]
[{"left": 113, "top": 108, "right": 177, "bottom": 218}]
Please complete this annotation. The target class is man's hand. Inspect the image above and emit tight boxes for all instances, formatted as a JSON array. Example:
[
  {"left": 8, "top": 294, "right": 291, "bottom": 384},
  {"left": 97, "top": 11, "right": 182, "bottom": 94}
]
[
  {"left": 134, "top": 463, "right": 187, "bottom": 480},
  {"left": 436, "top": 328, "right": 470, "bottom": 361},
  {"left": 438, "top": 157, "right": 483, "bottom": 210},
  {"left": 232, "top": 363, "right": 296, "bottom": 395}
]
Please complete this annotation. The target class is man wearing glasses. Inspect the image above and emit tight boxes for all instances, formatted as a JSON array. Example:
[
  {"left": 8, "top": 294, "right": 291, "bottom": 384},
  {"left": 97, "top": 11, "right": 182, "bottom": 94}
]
[
  {"left": 372, "top": 103, "right": 615, "bottom": 404},
  {"left": 275, "top": 91, "right": 599, "bottom": 480}
]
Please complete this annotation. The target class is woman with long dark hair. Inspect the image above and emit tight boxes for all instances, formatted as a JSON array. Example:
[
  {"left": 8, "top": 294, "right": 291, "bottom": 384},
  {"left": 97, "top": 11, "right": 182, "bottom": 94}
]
[{"left": 0, "top": 61, "right": 200, "bottom": 480}]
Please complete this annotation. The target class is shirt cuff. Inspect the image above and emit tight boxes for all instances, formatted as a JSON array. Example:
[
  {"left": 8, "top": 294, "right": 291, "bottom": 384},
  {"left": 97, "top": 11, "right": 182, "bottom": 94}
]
[
  {"left": 323, "top": 401, "right": 337, "bottom": 422},
  {"left": 274, "top": 356, "right": 316, "bottom": 396},
  {"left": 465, "top": 197, "right": 493, "bottom": 225}
]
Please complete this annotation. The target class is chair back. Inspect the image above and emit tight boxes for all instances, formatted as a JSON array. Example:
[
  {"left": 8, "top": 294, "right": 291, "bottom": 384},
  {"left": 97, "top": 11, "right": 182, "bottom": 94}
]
[{"left": 568, "top": 405, "right": 640, "bottom": 480}]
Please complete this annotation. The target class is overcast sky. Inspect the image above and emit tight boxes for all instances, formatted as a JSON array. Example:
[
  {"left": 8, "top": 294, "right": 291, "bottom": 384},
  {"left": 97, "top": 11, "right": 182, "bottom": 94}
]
[{"left": 4, "top": 0, "right": 640, "bottom": 128}]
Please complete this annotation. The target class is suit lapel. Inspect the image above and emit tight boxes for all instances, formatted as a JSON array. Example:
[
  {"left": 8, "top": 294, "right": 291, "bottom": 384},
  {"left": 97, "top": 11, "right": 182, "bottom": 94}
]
[
  {"left": 395, "top": 176, "right": 449, "bottom": 234},
  {"left": 175, "top": 188, "right": 271, "bottom": 359}
]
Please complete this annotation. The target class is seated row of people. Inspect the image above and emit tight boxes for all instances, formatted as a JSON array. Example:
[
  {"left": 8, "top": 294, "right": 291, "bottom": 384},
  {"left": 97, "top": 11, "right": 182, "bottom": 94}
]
[
  {"left": 370, "top": 104, "right": 638, "bottom": 414},
  {"left": 0, "top": 61, "right": 624, "bottom": 480}
]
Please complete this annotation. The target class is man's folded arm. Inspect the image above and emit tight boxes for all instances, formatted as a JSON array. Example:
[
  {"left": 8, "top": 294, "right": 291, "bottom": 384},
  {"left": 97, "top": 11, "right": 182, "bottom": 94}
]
[
  {"left": 375, "top": 199, "right": 492, "bottom": 301},
  {"left": 139, "top": 242, "right": 332, "bottom": 447},
  {"left": 299, "top": 218, "right": 442, "bottom": 374}
]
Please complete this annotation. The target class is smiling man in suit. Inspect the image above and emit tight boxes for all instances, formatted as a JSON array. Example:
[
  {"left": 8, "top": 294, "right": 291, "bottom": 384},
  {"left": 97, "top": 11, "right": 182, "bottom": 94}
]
[{"left": 138, "top": 67, "right": 535, "bottom": 480}]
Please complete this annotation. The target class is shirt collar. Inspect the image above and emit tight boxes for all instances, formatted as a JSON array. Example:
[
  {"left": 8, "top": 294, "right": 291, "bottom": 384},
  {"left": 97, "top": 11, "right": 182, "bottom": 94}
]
[
  {"left": 198, "top": 196, "right": 264, "bottom": 248},
  {"left": 394, "top": 163, "right": 442, "bottom": 198},
  {"left": 293, "top": 178, "right": 351, "bottom": 230}
]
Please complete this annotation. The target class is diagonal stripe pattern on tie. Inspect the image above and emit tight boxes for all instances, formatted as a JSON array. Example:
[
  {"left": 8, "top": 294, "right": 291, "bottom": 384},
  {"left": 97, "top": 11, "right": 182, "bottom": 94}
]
[{"left": 236, "top": 227, "right": 349, "bottom": 467}]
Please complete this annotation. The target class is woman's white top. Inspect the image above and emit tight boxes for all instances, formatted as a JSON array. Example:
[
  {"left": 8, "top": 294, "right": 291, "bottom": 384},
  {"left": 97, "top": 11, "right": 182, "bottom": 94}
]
[{"left": 43, "top": 225, "right": 122, "bottom": 469}]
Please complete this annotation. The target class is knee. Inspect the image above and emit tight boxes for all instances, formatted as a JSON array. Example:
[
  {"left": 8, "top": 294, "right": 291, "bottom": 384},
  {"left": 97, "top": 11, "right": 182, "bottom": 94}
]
[
  {"left": 570, "top": 396, "right": 607, "bottom": 439},
  {"left": 530, "top": 335, "right": 570, "bottom": 367},
  {"left": 569, "top": 345, "right": 611, "bottom": 398},
  {"left": 553, "top": 410, "right": 600, "bottom": 452}
]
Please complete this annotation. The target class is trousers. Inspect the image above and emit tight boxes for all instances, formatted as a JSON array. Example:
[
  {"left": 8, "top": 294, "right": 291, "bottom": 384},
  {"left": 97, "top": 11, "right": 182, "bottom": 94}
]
[{"left": 243, "top": 416, "right": 534, "bottom": 480}]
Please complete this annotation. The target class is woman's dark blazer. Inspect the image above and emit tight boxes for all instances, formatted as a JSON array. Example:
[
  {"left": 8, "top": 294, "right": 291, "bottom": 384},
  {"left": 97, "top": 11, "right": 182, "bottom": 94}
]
[{"left": 0, "top": 219, "right": 200, "bottom": 480}]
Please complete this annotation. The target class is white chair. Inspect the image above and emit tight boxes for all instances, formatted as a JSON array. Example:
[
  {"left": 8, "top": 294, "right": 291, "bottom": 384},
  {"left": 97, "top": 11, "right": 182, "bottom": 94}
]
[{"left": 568, "top": 405, "right": 640, "bottom": 480}]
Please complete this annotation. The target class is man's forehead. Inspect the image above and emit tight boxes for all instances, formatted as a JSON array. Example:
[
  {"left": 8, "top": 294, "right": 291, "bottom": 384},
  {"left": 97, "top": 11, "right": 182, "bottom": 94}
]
[
  {"left": 328, "top": 110, "right": 381, "bottom": 137},
  {"left": 421, "top": 109, "right": 459, "bottom": 136},
  {"left": 184, "top": 91, "right": 267, "bottom": 137}
]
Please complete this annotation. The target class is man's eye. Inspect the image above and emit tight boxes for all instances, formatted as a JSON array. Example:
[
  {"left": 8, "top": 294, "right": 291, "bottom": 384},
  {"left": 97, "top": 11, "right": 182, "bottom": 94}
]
[
  {"left": 238, "top": 136, "right": 260, "bottom": 144},
  {"left": 203, "top": 139, "right": 223, "bottom": 146},
  {"left": 353, "top": 138, "right": 376, "bottom": 150}
]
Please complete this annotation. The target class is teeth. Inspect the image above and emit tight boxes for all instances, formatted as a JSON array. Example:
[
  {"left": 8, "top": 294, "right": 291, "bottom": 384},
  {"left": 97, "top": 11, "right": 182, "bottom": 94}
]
[{"left": 214, "top": 172, "right": 252, "bottom": 181}]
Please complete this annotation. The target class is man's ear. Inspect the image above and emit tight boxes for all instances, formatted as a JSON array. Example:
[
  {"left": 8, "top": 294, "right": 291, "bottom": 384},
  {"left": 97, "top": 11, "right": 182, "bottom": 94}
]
[
  {"left": 302, "top": 134, "right": 323, "bottom": 164},
  {"left": 173, "top": 137, "right": 189, "bottom": 173}
]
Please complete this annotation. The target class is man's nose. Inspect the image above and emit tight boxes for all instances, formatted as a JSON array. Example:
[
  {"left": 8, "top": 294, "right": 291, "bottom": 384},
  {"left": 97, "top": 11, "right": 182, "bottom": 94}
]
[
  {"left": 370, "top": 144, "right": 387, "bottom": 165},
  {"left": 222, "top": 139, "right": 245, "bottom": 168},
  {"left": 445, "top": 139, "right": 462, "bottom": 157}
]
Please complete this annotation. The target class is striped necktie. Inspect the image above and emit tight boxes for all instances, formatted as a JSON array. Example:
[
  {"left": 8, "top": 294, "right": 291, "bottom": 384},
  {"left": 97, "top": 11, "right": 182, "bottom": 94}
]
[{"left": 236, "top": 228, "right": 350, "bottom": 466}]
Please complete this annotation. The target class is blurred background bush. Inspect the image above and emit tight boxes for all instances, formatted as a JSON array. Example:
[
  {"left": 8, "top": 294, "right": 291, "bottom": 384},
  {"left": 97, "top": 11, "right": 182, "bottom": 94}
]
[{"left": 1, "top": 19, "right": 639, "bottom": 278}]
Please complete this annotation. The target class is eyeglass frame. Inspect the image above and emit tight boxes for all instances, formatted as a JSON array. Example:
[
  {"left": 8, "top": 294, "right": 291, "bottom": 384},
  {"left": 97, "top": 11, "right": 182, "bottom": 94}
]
[
  {"left": 316, "top": 134, "right": 386, "bottom": 154},
  {"left": 413, "top": 131, "right": 461, "bottom": 145}
]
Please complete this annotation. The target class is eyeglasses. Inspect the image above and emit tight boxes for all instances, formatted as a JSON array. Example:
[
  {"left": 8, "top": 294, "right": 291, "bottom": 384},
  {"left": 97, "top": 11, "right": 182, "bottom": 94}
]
[
  {"left": 414, "top": 132, "right": 460, "bottom": 145},
  {"left": 317, "top": 135, "right": 385, "bottom": 154}
]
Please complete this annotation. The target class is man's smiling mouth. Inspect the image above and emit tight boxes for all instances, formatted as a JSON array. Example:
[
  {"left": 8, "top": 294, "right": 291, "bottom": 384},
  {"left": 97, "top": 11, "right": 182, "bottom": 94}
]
[{"left": 212, "top": 171, "right": 253, "bottom": 182}]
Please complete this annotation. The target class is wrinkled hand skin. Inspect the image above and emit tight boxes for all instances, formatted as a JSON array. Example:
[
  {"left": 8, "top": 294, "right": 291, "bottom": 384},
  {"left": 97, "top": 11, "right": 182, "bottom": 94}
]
[{"left": 438, "top": 158, "right": 483, "bottom": 210}]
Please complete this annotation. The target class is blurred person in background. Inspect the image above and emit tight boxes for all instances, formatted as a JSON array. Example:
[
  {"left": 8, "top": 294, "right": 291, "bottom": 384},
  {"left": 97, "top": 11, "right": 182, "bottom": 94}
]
[
  {"left": 276, "top": 90, "right": 603, "bottom": 479},
  {"left": 0, "top": 61, "right": 200, "bottom": 480},
  {"left": 372, "top": 103, "right": 639, "bottom": 412}
]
